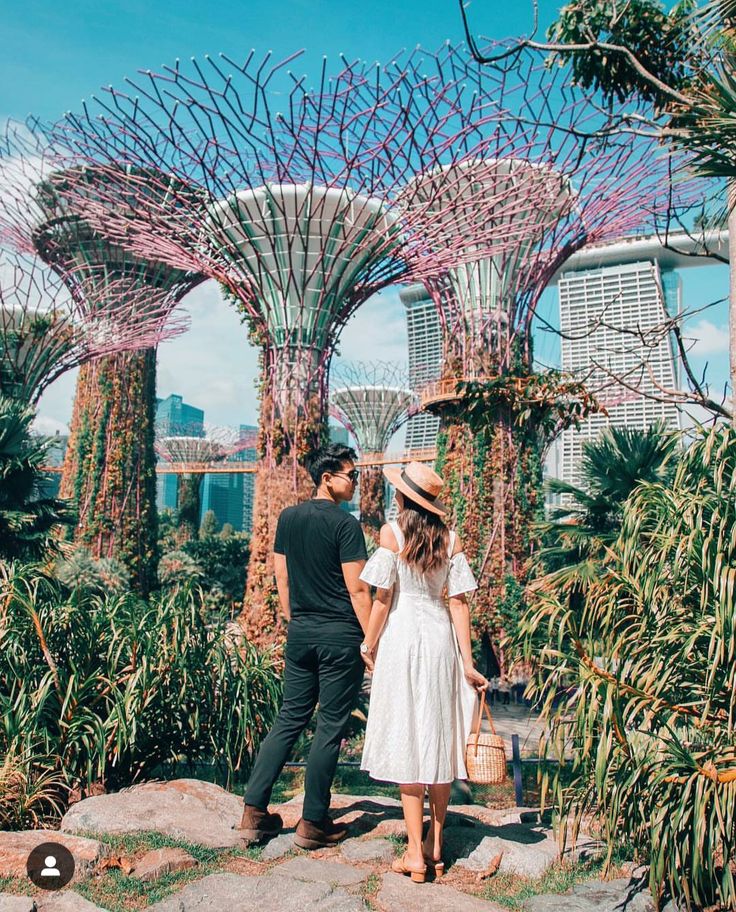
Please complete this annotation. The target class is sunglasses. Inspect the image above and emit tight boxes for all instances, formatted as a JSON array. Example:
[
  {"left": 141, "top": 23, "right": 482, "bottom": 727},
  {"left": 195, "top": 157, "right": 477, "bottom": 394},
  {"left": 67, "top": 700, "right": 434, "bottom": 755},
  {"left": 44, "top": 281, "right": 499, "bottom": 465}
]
[{"left": 332, "top": 470, "right": 360, "bottom": 483}]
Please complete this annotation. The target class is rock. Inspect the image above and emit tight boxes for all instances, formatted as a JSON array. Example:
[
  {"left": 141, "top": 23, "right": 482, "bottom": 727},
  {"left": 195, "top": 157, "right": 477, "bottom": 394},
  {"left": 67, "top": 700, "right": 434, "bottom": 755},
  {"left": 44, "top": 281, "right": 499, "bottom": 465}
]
[
  {"left": 61, "top": 778, "right": 244, "bottom": 849},
  {"left": 145, "top": 872, "right": 366, "bottom": 911},
  {"left": 340, "top": 837, "right": 395, "bottom": 864},
  {"left": 131, "top": 846, "right": 198, "bottom": 881},
  {"left": 0, "top": 896, "right": 35, "bottom": 912},
  {"left": 446, "top": 821, "right": 560, "bottom": 878},
  {"left": 261, "top": 833, "right": 295, "bottom": 861},
  {"left": 377, "top": 871, "right": 505, "bottom": 911},
  {"left": 36, "top": 894, "right": 109, "bottom": 912},
  {"left": 274, "top": 856, "right": 367, "bottom": 886},
  {"left": 274, "top": 794, "right": 402, "bottom": 830},
  {"left": 524, "top": 895, "right": 597, "bottom": 912},
  {"left": 372, "top": 819, "right": 407, "bottom": 839},
  {"left": 573, "top": 879, "right": 655, "bottom": 912},
  {"left": 0, "top": 831, "right": 106, "bottom": 881},
  {"left": 524, "top": 880, "right": 656, "bottom": 912}
]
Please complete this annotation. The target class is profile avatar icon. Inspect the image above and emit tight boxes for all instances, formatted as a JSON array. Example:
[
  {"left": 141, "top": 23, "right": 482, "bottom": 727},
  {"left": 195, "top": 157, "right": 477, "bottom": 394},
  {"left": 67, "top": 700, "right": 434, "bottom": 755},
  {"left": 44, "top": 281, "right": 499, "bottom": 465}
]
[
  {"left": 26, "top": 842, "right": 75, "bottom": 889},
  {"left": 41, "top": 855, "right": 60, "bottom": 878}
]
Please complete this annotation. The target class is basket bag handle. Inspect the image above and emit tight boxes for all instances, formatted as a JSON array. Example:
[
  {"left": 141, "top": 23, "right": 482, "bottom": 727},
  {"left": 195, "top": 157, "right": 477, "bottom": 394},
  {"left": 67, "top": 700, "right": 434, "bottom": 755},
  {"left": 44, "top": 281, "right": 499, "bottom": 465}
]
[{"left": 471, "top": 688, "right": 497, "bottom": 756}]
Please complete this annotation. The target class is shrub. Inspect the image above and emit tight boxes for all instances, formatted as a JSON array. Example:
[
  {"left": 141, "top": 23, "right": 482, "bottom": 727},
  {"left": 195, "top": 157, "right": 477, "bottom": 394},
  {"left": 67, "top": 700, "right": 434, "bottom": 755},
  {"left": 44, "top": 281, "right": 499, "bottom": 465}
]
[
  {"left": 0, "top": 563, "right": 282, "bottom": 824},
  {"left": 524, "top": 425, "right": 736, "bottom": 908}
]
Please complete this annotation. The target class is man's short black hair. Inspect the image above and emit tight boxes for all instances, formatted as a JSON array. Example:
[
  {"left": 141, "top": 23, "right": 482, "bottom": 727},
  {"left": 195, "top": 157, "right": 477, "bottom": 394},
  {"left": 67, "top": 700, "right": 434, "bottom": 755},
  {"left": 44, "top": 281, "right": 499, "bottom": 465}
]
[{"left": 307, "top": 443, "right": 358, "bottom": 486}]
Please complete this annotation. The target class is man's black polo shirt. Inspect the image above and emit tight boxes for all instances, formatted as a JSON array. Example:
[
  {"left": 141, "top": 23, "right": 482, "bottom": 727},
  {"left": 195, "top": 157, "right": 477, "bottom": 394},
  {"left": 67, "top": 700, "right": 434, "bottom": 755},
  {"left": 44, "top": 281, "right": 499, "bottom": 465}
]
[{"left": 274, "top": 498, "right": 367, "bottom": 644}]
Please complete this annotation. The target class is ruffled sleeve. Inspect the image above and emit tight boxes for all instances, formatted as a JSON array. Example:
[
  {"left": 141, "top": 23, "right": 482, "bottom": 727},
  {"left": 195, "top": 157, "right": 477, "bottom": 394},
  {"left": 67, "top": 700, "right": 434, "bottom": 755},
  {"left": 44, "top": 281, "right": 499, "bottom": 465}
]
[
  {"left": 447, "top": 551, "right": 478, "bottom": 597},
  {"left": 359, "top": 547, "right": 398, "bottom": 589}
]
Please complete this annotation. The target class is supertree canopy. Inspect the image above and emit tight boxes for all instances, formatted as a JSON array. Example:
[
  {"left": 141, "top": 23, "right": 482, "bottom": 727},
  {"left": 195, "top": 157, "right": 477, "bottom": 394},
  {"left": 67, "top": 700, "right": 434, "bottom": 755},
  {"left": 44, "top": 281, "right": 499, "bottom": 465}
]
[
  {"left": 0, "top": 252, "right": 182, "bottom": 404},
  {"left": 330, "top": 361, "right": 415, "bottom": 539},
  {"left": 49, "top": 49, "right": 530, "bottom": 642},
  {"left": 0, "top": 123, "right": 204, "bottom": 594},
  {"left": 325, "top": 43, "right": 687, "bottom": 652},
  {"left": 155, "top": 428, "right": 248, "bottom": 542}
]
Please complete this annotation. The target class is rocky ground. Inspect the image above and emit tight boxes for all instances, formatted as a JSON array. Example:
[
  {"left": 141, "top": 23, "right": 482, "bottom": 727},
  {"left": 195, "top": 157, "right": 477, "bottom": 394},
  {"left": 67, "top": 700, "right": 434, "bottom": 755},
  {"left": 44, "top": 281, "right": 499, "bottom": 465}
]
[{"left": 0, "top": 779, "right": 666, "bottom": 912}]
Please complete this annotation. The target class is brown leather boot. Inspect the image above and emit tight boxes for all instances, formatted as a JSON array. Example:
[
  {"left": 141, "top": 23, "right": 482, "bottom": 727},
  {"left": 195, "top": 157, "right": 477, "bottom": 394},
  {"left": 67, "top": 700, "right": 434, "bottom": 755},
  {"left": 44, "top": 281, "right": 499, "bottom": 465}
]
[
  {"left": 239, "top": 804, "right": 283, "bottom": 845},
  {"left": 293, "top": 815, "right": 349, "bottom": 850}
]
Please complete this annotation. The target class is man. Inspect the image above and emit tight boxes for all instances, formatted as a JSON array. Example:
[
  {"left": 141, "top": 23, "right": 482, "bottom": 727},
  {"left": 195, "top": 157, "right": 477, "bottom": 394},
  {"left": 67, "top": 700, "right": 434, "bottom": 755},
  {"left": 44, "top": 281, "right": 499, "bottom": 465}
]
[{"left": 239, "top": 443, "right": 371, "bottom": 850}]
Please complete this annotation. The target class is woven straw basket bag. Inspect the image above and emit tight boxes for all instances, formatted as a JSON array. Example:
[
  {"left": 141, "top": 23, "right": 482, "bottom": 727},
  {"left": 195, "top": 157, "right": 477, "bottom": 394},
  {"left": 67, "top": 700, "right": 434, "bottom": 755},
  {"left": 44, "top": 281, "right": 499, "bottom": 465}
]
[{"left": 465, "top": 689, "right": 507, "bottom": 785}]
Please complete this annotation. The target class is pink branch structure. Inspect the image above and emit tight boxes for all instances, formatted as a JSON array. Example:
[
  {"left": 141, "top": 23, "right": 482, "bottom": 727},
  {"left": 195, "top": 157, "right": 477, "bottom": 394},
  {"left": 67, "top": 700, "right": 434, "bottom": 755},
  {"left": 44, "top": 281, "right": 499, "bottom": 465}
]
[
  {"left": 37, "top": 44, "right": 698, "bottom": 635},
  {"left": 330, "top": 361, "right": 415, "bottom": 457},
  {"left": 0, "top": 252, "right": 182, "bottom": 405},
  {"left": 0, "top": 122, "right": 206, "bottom": 594},
  {"left": 330, "top": 360, "right": 415, "bottom": 540},
  {"left": 45, "top": 48, "right": 557, "bottom": 639},
  {"left": 334, "top": 44, "right": 698, "bottom": 385}
]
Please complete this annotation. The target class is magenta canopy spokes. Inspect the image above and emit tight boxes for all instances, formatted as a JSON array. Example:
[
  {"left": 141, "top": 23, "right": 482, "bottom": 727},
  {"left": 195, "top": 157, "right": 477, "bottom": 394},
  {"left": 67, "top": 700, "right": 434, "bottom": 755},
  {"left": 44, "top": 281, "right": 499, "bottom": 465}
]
[
  {"left": 47, "top": 50, "right": 534, "bottom": 416},
  {"left": 0, "top": 121, "right": 202, "bottom": 370}
]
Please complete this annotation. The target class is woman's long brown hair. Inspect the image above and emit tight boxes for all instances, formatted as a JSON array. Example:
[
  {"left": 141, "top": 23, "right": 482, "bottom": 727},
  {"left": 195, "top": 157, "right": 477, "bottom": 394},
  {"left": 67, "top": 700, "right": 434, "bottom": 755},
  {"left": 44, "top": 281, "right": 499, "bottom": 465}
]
[{"left": 397, "top": 495, "right": 450, "bottom": 573}]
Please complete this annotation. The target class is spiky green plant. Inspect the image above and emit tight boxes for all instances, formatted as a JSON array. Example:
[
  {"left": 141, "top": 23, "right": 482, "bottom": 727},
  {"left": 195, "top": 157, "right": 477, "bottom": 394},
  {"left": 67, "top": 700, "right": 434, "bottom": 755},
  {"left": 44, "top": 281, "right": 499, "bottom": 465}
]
[
  {"left": 524, "top": 423, "right": 736, "bottom": 908},
  {"left": 0, "top": 396, "right": 74, "bottom": 559},
  {"left": 539, "top": 422, "right": 680, "bottom": 596},
  {"left": 0, "top": 563, "right": 282, "bottom": 823}
]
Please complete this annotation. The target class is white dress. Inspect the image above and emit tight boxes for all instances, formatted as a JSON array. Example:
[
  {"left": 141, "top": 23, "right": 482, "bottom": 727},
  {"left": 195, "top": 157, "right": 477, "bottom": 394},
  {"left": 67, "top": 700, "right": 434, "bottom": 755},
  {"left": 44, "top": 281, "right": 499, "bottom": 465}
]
[{"left": 359, "top": 521, "right": 478, "bottom": 784}]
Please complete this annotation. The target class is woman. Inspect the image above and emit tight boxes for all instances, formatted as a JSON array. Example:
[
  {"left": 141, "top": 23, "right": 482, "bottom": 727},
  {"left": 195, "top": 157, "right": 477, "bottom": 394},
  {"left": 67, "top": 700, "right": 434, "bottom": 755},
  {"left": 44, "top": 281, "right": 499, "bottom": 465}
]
[{"left": 358, "top": 461, "right": 488, "bottom": 883}]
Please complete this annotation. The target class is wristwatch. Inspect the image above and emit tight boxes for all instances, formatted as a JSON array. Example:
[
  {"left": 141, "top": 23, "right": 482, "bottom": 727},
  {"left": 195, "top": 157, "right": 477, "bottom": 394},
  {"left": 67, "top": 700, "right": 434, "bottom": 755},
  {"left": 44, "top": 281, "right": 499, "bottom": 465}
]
[{"left": 360, "top": 642, "right": 372, "bottom": 656}]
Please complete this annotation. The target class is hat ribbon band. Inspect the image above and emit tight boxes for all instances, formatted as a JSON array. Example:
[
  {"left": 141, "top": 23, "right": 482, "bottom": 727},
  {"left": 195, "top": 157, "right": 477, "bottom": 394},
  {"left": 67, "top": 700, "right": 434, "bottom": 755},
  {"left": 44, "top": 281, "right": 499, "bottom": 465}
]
[{"left": 400, "top": 469, "right": 437, "bottom": 504}]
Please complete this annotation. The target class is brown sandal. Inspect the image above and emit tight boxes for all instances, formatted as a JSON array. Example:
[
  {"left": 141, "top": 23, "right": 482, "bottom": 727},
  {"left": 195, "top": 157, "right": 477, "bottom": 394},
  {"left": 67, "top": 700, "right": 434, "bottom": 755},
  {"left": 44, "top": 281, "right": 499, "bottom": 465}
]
[
  {"left": 391, "top": 852, "right": 427, "bottom": 883},
  {"left": 423, "top": 855, "right": 446, "bottom": 878}
]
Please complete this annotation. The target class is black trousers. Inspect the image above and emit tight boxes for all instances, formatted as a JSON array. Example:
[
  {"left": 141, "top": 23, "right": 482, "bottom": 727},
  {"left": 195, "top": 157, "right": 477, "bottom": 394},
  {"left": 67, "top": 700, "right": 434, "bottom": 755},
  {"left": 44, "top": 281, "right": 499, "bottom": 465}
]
[{"left": 244, "top": 636, "right": 364, "bottom": 823}]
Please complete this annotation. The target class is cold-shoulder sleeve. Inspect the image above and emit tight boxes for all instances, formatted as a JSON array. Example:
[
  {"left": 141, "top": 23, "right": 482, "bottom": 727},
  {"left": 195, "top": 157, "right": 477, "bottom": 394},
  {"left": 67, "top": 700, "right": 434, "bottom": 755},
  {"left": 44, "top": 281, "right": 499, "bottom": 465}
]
[
  {"left": 447, "top": 551, "right": 478, "bottom": 597},
  {"left": 359, "top": 547, "right": 398, "bottom": 589}
]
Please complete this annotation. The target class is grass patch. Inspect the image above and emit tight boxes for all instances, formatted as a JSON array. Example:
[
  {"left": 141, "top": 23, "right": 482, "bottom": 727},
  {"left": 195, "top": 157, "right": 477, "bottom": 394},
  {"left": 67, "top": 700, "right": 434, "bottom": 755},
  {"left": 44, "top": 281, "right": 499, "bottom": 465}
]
[
  {"left": 0, "top": 875, "right": 31, "bottom": 894},
  {"left": 476, "top": 857, "right": 628, "bottom": 910},
  {"left": 70, "top": 830, "right": 235, "bottom": 911}
]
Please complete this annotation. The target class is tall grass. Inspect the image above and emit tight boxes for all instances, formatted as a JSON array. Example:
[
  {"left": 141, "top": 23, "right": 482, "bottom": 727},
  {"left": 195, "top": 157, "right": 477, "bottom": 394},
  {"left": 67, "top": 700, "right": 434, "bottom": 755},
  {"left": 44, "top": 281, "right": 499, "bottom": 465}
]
[
  {"left": 0, "top": 563, "right": 282, "bottom": 827},
  {"left": 523, "top": 424, "right": 736, "bottom": 909}
]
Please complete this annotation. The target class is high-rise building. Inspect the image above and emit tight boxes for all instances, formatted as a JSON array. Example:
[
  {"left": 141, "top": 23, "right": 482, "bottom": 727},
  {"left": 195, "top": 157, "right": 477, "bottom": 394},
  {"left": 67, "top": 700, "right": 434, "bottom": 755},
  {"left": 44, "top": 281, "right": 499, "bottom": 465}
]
[
  {"left": 399, "top": 284, "right": 442, "bottom": 452},
  {"left": 556, "top": 256, "right": 681, "bottom": 489},
  {"left": 155, "top": 394, "right": 205, "bottom": 513},
  {"left": 155, "top": 394, "right": 205, "bottom": 437},
  {"left": 208, "top": 425, "right": 258, "bottom": 533}
]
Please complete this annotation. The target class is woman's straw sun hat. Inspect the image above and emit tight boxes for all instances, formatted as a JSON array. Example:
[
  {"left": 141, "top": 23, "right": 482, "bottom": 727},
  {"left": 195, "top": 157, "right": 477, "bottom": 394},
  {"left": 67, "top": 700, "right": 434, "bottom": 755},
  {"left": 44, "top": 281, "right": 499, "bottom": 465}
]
[{"left": 383, "top": 461, "right": 448, "bottom": 517}]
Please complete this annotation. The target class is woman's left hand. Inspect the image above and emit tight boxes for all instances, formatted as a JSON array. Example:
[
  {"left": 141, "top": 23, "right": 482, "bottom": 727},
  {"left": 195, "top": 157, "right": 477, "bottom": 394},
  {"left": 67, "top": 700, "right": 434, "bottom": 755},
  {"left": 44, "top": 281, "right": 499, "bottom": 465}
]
[{"left": 464, "top": 664, "right": 489, "bottom": 693}]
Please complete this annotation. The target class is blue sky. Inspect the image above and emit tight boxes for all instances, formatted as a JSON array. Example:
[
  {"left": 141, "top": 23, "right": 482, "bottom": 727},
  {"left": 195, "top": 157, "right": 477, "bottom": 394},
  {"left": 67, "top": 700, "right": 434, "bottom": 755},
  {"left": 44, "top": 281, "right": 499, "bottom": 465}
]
[{"left": 2, "top": 0, "right": 729, "bottom": 434}]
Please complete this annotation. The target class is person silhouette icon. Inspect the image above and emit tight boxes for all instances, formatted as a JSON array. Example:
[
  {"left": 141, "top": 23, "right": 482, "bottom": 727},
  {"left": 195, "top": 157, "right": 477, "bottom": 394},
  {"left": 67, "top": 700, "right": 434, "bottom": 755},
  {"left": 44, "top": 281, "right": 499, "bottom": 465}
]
[
  {"left": 27, "top": 841, "right": 75, "bottom": 889},
  {"left": 41, "top": 855, "right": 60, "bottom": 878}
]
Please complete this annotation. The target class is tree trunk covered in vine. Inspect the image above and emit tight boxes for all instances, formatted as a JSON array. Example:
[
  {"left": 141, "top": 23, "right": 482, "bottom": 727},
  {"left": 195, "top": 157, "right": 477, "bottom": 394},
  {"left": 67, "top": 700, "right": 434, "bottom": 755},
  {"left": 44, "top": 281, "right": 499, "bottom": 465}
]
[
  {"left": 240, "top": 377, "right": 325, "bottom": 647},
  {"left": 435, "top": 411, "right": 543, "bottom": 665},
  {"left": 359, "top": 466, "right": 385, "bottom": 544},
  {"left": 59, "top": 348, "right": 159, "bottom": 594}
]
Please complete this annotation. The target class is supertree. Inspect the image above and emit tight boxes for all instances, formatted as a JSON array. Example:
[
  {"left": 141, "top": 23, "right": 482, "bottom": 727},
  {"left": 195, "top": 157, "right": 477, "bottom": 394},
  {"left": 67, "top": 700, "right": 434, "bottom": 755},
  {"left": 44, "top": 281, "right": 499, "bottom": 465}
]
[
  {"left": 0, "top": 252, "right": 185, "bottom": 405},
  {"left": 0, "top": 123, "right": 204, "bottom": 594},
  {"left": 48, "top": 50, "right": 534, "bottom": 642},
  {"left": 330, "top": 361, "right": 415, "bottom": 539},
  {"left": 325, "top": 43, "right": 689, "bottom": 649},
  {"left": 155, "top": 427, "right": 250, "bottom": 542}
]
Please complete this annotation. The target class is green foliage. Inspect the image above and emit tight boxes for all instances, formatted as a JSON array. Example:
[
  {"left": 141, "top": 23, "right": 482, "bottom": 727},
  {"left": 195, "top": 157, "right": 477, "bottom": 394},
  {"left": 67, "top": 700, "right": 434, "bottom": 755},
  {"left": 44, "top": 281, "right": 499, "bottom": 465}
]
[
  {"left": 0, "top": 396, "right": 74, "bottom": 560},
  {"left": 180, "top": 533, "right": 250, "bottom": 607},
  {"left": 547, "top": 0, "right": 697, "bottom": 107},
  {"left": 53, "top": 548, "right": 131, "bottom": 594},
  {"left": 538, "top": 421, "right": 680, "bottom": 594},
  {"left": 523, "top": 423, "right": 736, "bottom": 908},
  {"left": 158, "top": 550, "right": 205, "bottom": 587},
  {"left": 0, "top": 563, "right": 282, "bottom": 823},
  {"left": 199, "top": 509, "right": 219, "bottom": 538}
]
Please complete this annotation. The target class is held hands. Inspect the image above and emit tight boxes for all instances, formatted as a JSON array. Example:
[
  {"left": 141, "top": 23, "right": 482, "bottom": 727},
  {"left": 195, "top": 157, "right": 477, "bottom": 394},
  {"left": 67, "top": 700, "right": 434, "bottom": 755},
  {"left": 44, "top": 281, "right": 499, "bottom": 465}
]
[
  {"left": 464, "top": 663, "right": 489, "bottom": 693},
  {"left": 360, "top": 642, "right": 375, "bottom": 672}
]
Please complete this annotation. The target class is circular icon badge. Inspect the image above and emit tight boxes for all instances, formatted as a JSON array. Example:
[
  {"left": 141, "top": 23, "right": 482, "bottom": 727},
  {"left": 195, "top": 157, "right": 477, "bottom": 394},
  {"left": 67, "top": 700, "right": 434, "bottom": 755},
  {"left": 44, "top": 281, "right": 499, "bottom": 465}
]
[{"left": 26, "top": 841, "right": 75, "bottom": 890}]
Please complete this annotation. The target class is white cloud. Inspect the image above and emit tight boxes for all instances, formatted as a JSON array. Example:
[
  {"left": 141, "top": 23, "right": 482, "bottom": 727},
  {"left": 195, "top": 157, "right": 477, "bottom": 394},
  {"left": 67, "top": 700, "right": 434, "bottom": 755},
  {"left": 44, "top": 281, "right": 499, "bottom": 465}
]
[
  {"left": 687, "top": 319, "right": 730, "bottom": 357},
  {"left": 32, "top": 413, "right": 71, "bottom": 436}
]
